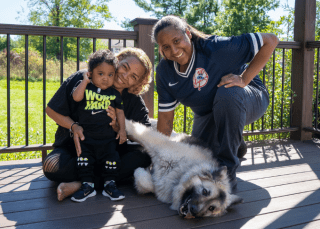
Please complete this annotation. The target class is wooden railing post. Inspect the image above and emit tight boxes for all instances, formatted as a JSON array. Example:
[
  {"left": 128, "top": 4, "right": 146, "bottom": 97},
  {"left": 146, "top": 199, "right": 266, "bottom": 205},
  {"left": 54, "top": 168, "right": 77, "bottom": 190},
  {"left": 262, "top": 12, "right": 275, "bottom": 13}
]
[
  {"left": 291, "top": 0, "right": 316, "bottom": 141},
  {"left": 130, "top": 18, "right": 158, "bottom": 118}
]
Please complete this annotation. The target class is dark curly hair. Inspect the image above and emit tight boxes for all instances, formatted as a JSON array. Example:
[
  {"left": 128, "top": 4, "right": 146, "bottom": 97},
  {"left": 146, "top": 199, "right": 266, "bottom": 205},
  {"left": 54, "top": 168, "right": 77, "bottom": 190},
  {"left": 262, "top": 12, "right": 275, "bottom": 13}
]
[
  {"left": 151, "top": 15, "right": 209, "bottom": 44},
  {"left": 87, "top": 49, "right": 118, "bottom": 73}
]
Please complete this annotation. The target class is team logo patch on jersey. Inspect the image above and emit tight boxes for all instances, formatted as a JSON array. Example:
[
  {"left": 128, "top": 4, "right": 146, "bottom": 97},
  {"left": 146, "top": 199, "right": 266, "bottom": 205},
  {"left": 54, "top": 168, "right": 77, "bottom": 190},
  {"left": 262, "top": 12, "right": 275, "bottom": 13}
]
[{"left": 193, "top": 68, "right": 208, "bottom": 91}]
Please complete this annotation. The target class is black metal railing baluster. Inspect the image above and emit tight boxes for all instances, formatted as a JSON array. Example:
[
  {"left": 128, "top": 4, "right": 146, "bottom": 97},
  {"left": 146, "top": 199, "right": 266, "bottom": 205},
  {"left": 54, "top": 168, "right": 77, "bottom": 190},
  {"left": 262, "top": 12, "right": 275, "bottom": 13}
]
[
  {"left": 60, "top": 36, "right": 64, "bottom": 85},
  {"left": 271, "top": 50, "right": 275, "bottom": 130},
  {"left": 183, "top": 106, "right": 186, "bottom": 133},
  {"left": 43, "top": 36, "right": 46, "bottom": 145},
  {"left": 262, "top": 67, "right": 266, "bottom": 130},
  {"left": 93, "top": 38, "right": 96, "bottom": 53},
  {"left": 7, "top": 34, "right": 10, "bottom": 147},
  {"left": 77, "top": 37, "right": 80, "bottom": 71},
  {"left": 315, "top": 48, "right": 320, "bottom": 130},
  {"left": 124, "top": 39, "right": 126, "bottom": 48},
  {"left": 281, "top": 49, "right": 285, "bottom": 129},
  {"left": 25, "top": 35, "right": 29, "bottom": 146}
]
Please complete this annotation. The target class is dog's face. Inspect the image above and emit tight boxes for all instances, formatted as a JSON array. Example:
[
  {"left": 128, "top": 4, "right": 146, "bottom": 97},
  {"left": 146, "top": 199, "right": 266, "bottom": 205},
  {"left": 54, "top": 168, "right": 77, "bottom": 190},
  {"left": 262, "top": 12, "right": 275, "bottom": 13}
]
[{"left": 178, "top": 166, "right": 243, "bottom": 219}]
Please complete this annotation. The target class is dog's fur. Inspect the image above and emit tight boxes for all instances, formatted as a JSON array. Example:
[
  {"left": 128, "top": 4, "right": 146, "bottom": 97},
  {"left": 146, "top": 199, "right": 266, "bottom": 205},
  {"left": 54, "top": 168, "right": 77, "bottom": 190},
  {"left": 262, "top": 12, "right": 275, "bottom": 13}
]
[{"left": 126, "top": 119, "right": 243, "bottom": 218}]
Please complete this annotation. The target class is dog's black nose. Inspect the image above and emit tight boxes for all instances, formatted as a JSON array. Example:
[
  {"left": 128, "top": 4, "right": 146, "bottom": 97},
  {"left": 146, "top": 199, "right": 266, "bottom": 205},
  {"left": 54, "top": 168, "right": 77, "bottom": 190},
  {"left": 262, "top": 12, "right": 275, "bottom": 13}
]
[{"left": 190, "top": 205, "right": 199, "bottom": 215}]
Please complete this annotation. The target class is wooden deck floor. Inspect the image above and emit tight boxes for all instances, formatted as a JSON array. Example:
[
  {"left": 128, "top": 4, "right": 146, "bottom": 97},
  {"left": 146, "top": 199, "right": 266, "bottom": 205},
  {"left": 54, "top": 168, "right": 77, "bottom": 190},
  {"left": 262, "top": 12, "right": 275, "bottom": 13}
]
[{"left": 1, "top": 139, "right": 320, "bottom": 229}]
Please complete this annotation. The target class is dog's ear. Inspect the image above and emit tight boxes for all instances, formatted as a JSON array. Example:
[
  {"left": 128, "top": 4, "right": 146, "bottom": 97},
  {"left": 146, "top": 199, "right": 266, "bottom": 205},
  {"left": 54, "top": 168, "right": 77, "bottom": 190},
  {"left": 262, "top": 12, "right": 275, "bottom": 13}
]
[
  {"left": 211, "top": 166, "right": 228, "bottom": 181},
  {"left": 227, "top": 194, "right": 243, "bottom": 209}
]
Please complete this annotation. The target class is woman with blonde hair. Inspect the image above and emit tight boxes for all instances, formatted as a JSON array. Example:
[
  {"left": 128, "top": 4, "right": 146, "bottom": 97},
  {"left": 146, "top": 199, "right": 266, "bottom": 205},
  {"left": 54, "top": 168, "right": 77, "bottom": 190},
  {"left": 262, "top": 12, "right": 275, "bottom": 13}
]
[{"left": 43, "top": 47, "right": 153, "bottom": 201}]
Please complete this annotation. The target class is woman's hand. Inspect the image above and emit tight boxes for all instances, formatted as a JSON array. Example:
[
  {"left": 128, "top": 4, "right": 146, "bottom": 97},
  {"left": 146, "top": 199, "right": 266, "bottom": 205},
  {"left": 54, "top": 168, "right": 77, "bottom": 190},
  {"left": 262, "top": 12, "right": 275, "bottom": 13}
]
[
  {"left": 217, "top": 73, "right": 246, "bottom": 88},
  {"left": 72, "top": 124, "right": 85, "bottom": 157},
  {"left": 106, "top": 106, "right": 119, "bottom": 132}
]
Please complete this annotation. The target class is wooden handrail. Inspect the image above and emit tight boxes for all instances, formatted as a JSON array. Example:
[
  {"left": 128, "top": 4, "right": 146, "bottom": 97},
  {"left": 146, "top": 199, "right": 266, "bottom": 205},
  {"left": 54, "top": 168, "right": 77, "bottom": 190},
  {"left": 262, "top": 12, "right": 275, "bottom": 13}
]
[{"left": 0, "top": 23, "right": 138, "bottom": 39}]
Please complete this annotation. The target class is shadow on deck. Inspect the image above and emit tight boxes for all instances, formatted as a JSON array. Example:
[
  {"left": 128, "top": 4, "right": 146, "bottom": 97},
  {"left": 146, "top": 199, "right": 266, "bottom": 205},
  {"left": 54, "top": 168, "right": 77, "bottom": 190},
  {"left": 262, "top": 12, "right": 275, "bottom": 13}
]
[{"left": 0, "top": 139, "right": 320, "bottom": 228}]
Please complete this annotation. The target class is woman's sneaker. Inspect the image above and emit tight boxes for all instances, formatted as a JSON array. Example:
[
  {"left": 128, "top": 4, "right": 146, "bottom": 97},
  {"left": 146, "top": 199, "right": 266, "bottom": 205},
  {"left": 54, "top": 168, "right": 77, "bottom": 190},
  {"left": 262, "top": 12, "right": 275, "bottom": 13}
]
[
  {"left": 71, "top": 182, "right": 96, "bottom": 202},
  {"left": 102, "top": 181, "right": 125, "bottom": 201}
]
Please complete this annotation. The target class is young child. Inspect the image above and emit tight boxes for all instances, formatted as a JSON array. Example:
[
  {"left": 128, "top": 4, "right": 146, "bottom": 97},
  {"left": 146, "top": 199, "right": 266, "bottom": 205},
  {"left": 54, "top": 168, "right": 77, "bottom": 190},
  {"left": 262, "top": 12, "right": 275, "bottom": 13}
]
[{"left": 70, "top": 50, "right": 127, "bottom": 202}]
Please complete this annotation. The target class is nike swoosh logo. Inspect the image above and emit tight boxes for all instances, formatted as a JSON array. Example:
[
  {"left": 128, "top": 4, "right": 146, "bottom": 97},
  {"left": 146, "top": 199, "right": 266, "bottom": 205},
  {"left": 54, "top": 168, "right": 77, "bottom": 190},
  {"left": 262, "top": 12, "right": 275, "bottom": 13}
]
[
  {"left": 169, "top": 82, "right": 179, "bottom": 86},
  {"left": 91, "top": 110, "right": 104, "bottom": 115},
  {"left": 107, "top": 191, "right": 112, "bottom": 195},
  {"left": 84, "top": 191, "right": 90, "bottom": 196}
]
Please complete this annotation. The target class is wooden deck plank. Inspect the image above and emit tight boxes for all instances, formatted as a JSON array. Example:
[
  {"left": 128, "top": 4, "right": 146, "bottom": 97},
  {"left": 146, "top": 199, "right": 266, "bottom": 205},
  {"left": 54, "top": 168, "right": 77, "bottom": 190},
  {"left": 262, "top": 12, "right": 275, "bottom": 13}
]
[
  {"left": 0, "top": 174, "right": 48, "bottom": 185},
  {"left": 0, "top": 139, "right": 319, "bottom": 228},
  {"left": 0, "top": 168, "right": 43, "bottom": 178},
  {"left": 2, "top": 177, "right": 319, "bottom": 216},
  {"left": 0, "top": 187, "right": 152, "bottom": 214},
  {"left": 237, "top": 162, "right": 320, "bottom": 180},
  {"left": 0, "top": 180, "right": 55, "bottom": 193},
  {"left": 99, "top": 203, "right": 320, "bottom": 229},
  {"left": 284, "top": 219, "right": 320, "bottom": 229},
  {"left": 0, "top": 159, "right": 42, "bottom": 170},
  {"left": 8, "top": 190, "right": 320, "bottom": 229}
]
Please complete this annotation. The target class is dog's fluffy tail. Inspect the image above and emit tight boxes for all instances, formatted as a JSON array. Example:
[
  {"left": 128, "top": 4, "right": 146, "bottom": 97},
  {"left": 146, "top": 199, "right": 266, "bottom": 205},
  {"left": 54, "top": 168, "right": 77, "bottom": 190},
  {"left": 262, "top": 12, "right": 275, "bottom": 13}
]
[{"left": 134, "top": 167, "right": 154, "bottom": 194}]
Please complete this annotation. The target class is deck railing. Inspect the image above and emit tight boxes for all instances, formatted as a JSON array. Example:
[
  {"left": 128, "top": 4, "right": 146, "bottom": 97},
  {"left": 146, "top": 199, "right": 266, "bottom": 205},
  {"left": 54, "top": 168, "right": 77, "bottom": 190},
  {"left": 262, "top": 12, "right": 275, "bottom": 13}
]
[
  {"left": 0, "top": 18, "right": 157, "bottom": 159},
  {"left": 0, "top": 0, "right": 317, "bottom": 160}
]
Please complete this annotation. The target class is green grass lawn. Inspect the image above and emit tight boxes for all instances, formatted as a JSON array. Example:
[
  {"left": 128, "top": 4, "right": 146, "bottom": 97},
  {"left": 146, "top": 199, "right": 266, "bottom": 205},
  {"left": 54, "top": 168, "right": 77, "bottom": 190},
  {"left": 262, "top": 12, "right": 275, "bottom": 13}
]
[{"left": 0, "top": 79, "right": 60, "bottom": 161}]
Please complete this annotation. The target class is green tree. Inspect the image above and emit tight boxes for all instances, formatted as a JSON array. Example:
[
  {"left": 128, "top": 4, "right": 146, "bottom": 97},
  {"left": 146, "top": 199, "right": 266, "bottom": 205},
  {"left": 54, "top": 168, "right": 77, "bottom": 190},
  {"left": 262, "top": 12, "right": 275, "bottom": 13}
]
[
  {"left": 134, "top": 0, "right": 188, "bottom": 18},
  {"left": 316, "top": 0, "right": 320, "bottom": 40},
  {"left": 20, "top": 0, "right": 112, "bottom": 60},
  {"left": 120, "top": 17, "right": 134, "bottom": 31},
  {"left": 214, "top": 0, "right": 280, "bottom": 36},
  {"left": 0, "top": 36, "right": 7, "bottom": 52},
  {"left": 185, "top": 0, "right": 219, "bottom": 34}
]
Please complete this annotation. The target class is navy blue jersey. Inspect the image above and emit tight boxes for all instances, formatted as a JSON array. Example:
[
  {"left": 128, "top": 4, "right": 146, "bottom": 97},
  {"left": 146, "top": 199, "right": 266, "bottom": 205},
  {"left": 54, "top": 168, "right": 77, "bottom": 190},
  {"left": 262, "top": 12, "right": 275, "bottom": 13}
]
[
  {"left": 156, "top": 33, "right": 263, "bottom": 116},
  {"left": 73, "top": 82, "right": 123, "bottom": 139}
]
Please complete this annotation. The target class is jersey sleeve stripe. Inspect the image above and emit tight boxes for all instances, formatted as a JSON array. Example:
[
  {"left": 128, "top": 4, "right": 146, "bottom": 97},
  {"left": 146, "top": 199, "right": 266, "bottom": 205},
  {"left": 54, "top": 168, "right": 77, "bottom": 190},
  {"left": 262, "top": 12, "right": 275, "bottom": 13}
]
[
  {"left": 256, "top": 32, "right": 264, "bottom": 48},
  {"left": 159, "top": 102, "right": 180, "bottom": 112},
  {"left": 254, "top": 33, "right": 262, "bottom": 50},
  {"left": 159, "top": 100, "right": 179, "bottom": 107},
  {"left": 249, "top": 33, "right": 258, "bottom": 56}
]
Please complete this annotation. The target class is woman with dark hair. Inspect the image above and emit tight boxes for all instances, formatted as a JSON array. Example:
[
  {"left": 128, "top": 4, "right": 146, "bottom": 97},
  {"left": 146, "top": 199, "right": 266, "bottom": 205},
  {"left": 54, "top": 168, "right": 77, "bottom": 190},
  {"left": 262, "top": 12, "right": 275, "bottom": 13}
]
[
  {"left": 43, "top": 47, "right": 153, "bottom": 201},
  {"left": 153, "top": 15, "right": 279, "bottom": 192}
]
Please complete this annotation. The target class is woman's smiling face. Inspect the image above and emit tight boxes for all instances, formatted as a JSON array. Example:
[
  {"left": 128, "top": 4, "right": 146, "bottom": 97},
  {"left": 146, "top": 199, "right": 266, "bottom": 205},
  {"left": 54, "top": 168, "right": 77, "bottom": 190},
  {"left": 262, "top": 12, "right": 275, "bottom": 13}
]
[
  {"left": 113, "top": 56, "right": 145, "bottom": 92},
  {"left": 157, "top": 27, "right": 193, "bottom": 70}
]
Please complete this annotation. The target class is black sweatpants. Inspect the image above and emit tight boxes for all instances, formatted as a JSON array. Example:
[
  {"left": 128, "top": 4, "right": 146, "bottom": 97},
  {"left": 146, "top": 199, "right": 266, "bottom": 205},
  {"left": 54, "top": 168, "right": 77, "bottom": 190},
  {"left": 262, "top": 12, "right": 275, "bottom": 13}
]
[{"left": 77, "top": 137, "right": 120, "bottom": 183}]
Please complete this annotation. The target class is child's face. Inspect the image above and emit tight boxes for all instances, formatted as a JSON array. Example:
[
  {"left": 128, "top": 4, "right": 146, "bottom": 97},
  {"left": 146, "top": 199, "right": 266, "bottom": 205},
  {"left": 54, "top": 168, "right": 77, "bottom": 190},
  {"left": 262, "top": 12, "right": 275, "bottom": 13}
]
[{"left": 89, "top": 62, "right": 115, "bottom": 90}]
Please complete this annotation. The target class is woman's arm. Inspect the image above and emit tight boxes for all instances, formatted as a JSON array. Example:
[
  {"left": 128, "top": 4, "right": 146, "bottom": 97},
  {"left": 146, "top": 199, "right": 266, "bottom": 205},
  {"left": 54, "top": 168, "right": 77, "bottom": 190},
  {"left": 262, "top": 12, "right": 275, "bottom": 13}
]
[
  {"left": 46, "top": 106, "right": 75, "bottom": 130},
  {"left": 218, "top": 33, "right": 279, "bottom": 88},
  {"left": 46, "top": 106, "right": 85, "bottom": 156},
  {"left": 157, "top": 110, "right": 175, "bottom": 136},
  {"left": 115, "top": 108, "right": 127, "bottom": 144}
]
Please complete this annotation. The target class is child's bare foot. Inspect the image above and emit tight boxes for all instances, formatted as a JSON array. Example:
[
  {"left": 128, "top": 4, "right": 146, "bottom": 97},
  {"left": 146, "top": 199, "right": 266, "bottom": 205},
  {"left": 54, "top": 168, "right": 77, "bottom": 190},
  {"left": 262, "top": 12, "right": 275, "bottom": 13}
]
[{"left": 57, "top": 181, "right": 81, "bottom": 201}]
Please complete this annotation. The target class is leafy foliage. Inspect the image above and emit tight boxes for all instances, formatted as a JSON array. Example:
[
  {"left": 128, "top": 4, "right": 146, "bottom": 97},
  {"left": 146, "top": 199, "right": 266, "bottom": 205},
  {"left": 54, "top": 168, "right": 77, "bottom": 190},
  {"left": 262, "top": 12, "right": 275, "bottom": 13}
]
[
  {"left": 214, "top": 0, "right": 279, "bottom": 36},
  {"left": 133, "top": 0, "right": 279, "bottom": 36},
  {"left": 185, "top": 0, "right": 219, "bottom": 34},
  {"left": 18, "top": 0, "right": 112, "bottom": 61},
  {"left": 134, "top": 0, "right": 188, "bottom": 18}
]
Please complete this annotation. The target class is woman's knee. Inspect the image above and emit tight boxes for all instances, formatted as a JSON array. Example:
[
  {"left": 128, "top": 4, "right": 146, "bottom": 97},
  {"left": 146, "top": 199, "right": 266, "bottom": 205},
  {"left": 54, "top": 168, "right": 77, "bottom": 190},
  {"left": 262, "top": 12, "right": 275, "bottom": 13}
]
[
  {"left": 42, "top": 147, "right": 78, "bottom": 182},
  {"left": 43, "top": 153, "right": 60, "bottom": 173},
  {"left": 215, "top": 86, "right": 245, "bottom": 102},
  {"left": 213, "top": 86, "right": 246, "bottom": 112}
]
